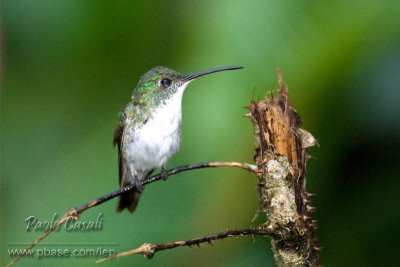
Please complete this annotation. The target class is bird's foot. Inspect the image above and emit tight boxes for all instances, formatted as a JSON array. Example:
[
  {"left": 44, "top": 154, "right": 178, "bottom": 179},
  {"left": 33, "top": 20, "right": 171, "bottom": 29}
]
[
  {"left": 133, "top": 178, "right": 144, "bottom": 192},
  {"left": 161, "top": 167, "right": 168, "bottom": 181}
]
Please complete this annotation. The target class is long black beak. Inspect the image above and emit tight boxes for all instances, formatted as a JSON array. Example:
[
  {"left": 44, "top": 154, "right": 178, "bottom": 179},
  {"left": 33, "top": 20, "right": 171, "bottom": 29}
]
[{"left": 183, "top": 66, "right": 243, "bottom": 82}]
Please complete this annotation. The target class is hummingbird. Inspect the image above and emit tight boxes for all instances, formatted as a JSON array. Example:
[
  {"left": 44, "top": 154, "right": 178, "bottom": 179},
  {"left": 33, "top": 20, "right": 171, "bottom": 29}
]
[{"left": 113, "top": 65, "right": 243, "bottom": 212}]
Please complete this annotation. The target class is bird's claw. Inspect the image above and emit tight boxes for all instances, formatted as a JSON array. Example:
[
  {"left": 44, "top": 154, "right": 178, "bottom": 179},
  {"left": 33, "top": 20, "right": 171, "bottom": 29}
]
[
  {"left": 133, "top": 179, "right": 144, "bottom": 192},
  {"left": 161, "top": 168, "right": 168, "bottom": 181}
]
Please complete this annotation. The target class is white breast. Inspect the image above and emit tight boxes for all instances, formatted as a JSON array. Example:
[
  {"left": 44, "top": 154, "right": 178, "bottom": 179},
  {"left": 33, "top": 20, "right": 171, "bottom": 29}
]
[{"left": 123, "top": 84, "right": 187, "bottom": 178}]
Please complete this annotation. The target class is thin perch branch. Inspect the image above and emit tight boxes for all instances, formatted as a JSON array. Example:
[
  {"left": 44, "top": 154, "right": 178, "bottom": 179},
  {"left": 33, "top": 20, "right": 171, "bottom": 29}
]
[
  {"left": 97, "top": 228, "right": 270, "bottom": 263},
  {"left": 7, "top": 161, "right": 257, "bottom": 267},
  {"left": 74, "top": 161, "right": 257, "bottom": 215}
]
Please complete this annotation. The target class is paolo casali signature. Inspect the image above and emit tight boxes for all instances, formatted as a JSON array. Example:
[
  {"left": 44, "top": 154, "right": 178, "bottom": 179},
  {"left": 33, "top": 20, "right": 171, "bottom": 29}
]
[{"left": 25, "top": 213, "right": 104, "bottom": 232}]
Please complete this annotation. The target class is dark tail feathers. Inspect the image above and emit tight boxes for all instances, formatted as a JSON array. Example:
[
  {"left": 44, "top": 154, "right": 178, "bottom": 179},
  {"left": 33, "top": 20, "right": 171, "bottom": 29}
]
[{"left": 116, "top": 190, "right": 141, "bottom": 213}]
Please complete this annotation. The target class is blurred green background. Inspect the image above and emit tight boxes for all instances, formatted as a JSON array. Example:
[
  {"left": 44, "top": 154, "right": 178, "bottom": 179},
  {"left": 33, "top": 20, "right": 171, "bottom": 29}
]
[{"left": 1, "top": 0, "right": 399, "bottom": 266}]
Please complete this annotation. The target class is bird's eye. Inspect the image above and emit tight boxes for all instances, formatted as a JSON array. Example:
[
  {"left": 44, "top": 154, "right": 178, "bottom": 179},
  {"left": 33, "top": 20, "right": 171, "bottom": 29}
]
[{"left": 160, "top": 78, "right": 172, "bottom": 88}]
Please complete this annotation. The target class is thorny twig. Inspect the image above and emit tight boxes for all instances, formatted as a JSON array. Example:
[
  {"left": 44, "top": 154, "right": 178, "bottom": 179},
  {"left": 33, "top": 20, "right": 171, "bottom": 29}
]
[{"left": 97, "top": 228, "right": 270, "bottom": 263}]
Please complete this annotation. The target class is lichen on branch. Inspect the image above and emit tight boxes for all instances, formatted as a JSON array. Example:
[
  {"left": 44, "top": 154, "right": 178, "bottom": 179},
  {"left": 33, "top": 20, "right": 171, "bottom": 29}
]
[{"left": 247, "top": 69, "right": 320, "bottom": 266}]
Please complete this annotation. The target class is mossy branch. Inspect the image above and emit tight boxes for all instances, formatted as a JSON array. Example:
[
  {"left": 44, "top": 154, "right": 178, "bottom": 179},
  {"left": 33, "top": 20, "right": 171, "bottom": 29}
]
[{"left": 247, "top": 69, "right": 320, "bottom": 266}]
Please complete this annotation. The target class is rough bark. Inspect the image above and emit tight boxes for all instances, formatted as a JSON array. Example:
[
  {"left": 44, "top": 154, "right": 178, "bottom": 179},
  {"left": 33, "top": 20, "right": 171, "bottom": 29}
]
[{"left": 247, "top": 70, "right": 320, "bottom": 266}]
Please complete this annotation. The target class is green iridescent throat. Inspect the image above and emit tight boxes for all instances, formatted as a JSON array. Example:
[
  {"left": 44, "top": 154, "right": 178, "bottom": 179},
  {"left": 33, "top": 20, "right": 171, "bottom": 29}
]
[{"left": 119, "top": 66, "right": 185, "bottom": 128}]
